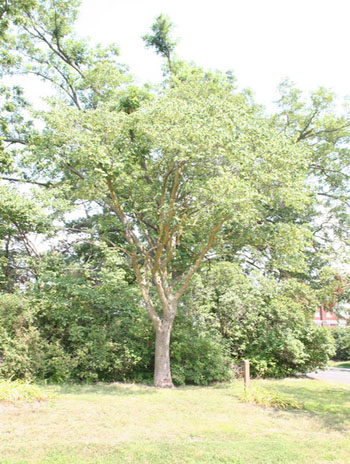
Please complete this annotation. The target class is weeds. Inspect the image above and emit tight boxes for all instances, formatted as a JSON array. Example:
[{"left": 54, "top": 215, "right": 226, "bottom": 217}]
[
  {"left": 0, "top": 379, "right": 54, "bottom": 402},
  {"left": 240, "top": 384, "right": 304, "bottom": 410}
]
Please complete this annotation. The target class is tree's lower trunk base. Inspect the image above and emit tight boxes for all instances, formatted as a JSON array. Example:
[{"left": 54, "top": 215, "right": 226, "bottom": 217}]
[
  {"left": 154, "top": 377, "right": 174, "bottom": 388},
  {"left": 154, "top": 320, "right": 174, "bottom": 388}
]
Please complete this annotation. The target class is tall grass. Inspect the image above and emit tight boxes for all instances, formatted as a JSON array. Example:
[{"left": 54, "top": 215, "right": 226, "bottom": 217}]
[
  {"left": 0, "top": 379, "right": 53, "bottom": 402},
  {"left": 240, "top": 384, "right": 304, "bottom": 410}
]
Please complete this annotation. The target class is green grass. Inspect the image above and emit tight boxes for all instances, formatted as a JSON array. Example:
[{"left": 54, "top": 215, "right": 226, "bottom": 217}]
[
  {"left": 0, "top": 379, "right": 350, "bottom": 463},
  {"left": 0, "top": 379, "right": 54, "bottom": 403},
  {"left": 240, "top": 383, "right": 304, "bottom": 410},
  {"left": 329, "top": 360, "right": 350, "bottom": 369}
]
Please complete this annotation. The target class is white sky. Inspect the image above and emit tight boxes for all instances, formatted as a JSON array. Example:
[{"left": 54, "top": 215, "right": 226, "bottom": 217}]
[{"left": 76, "top": 0, "right": 350, "bottom": 109}]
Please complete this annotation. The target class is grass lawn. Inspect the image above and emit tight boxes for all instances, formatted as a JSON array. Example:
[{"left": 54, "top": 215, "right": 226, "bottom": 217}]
[
  {"left": 1, "top": 378, "right": 350, "bottom": 464},
  {"left": 329, "top": 360, "right": 350, "bottom": 369}
]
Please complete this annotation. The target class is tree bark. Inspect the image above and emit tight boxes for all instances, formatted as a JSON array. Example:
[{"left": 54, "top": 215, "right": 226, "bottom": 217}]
[{"left": 154, "top": 319, "right": 174, "bottom": 388}]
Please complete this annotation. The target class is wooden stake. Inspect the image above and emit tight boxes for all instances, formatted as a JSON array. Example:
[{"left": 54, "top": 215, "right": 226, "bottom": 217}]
[{"left": 244, "top": 359, "right": 250, "bottom": 391}]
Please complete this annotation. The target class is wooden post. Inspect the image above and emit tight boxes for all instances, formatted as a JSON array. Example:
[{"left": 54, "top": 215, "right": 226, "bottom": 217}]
[{"left": 244, "top": 359, "right": 250, "bottom": 391}]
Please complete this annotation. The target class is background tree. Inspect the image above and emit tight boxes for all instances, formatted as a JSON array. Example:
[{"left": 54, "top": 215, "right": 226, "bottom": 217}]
[
  {"left": 0, "top": 184, "right": 49, "bottom": 291},
  {"left": 273, "top": 81, "right": 350, "bottom": 254}
]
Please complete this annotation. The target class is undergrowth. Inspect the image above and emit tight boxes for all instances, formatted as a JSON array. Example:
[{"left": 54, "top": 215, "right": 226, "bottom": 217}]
[
  {"left": 0, "top": 379, "right": 54, "bottom": 402},
  {"left": 240, "top": 384, "right": 304, "bottom": 410}
]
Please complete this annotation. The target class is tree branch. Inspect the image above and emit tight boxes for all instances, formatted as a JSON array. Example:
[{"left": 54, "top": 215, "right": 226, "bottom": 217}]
[
  {"left": 0, "top": 176, "right": 51, "bottom": 187},
  {"left": 176, "top": 215, "right": 230, "bottom": 298},
  {"left": 2, "top": 137, "right": 26, "bottom": 145}
]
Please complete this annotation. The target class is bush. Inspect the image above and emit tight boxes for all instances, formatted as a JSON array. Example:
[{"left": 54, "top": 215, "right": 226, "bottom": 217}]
[
  {"left": 1, "top": 254, "right": 335, "bottom": 385},
  {"left": 0, "top": 253, "right": 232, "bottom": 385},
  {"left": 29, "top": 253, "right": 155, "bottom": 383},
  {"left": 0, "top": 294, "right": 44, "bottom": 381},
  {"left": 170, "top": 314, "right": 232, "bottom": 385},
  {"left": 244, "top": 325, "right": 335, "bottom": 378},
  {"left": 185, "top": 263, "right": 336, "bottom": 378},
  {"left": 332, "top": 328, "right": 350, "bottom": 360}
]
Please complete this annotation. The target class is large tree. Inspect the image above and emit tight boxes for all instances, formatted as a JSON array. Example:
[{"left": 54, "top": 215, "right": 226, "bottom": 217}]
[
  {"left": 27, "top": 71, "right": 311, "bottom": 386},
  {"left": 0, "top": 3, "right": 326, "bottom": 387}
]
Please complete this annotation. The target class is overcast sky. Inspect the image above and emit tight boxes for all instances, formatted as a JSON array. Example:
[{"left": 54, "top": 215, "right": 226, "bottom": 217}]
[{"left": 75, "top": 0, "right": 350, "bottom": 109}]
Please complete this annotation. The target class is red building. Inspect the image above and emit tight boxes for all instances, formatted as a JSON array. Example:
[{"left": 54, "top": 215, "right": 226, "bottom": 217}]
[
  {"left": 313, "top": 307, "right": 347, "bottom": 327},
  {"left": 313, "top": 275, "right": 349, "bottom": 327}
]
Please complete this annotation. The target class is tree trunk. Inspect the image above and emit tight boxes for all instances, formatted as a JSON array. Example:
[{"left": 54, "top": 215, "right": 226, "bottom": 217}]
[{"left": 154, "top": 319, "right": 174, "bottom": 388}]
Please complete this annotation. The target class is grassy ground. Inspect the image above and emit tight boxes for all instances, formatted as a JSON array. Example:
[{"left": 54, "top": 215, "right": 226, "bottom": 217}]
[
  {"left": 1, "top": 378, "right": 350, "bottom": 464},
  {"left": 329, "top": 360, "right": 350, "bottom": 369}
]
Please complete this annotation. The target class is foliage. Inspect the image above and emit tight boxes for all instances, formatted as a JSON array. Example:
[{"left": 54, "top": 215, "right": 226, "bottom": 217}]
[
  {"left": 0, "top": 293, "right": 44, "bottom": 380},
  {"left": 29, "top": 251, "right": 152, "bottom": 382},
  {"left": 170, "top": 313, "right": 232, "bottom": 385},
  {"left": 0, "top": 378, "right": 52, "bottom": 402},
  {"left": 142, "top": 14, "right": 178, "bottom": 71},
  {"left": 13, "top": 17, "right": 311, "bottom": 386},
  {"left": 0, "top": 181, "right": 53, "bottom": 293},
  {"left": 0, "top": 255, "right": 335, "bottom": 383},
  {"left": 0, "top": 252, "right": 231, "bottom": 385},
  {"left": 240, "top": 384, "right": 304, "bottom": 410},
  {"left": 185, "top": 262, "right": 336, "bottom": 377},
  {"left": 0, "top": 0, "right": 37, "bottom": 36},
  {"left": 32, "top": 251, "right": 231, "bottom": 384},
  {"left": 331, "top": 327, "right": 350, "bottom": 361},
  {"left": 273, "top": 80, "right": 350, "bottom": 265}
]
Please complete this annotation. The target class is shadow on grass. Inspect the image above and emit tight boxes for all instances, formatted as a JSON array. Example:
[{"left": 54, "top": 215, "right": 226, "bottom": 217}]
[
  {"left": 264, "top": 381, "right": 350, "bottom": 431},
  {"left": 55, "top": 381, "right": 232, "bottom": 396},
  {"left": 57, "top": 382, "right": 157, "bottom": 396},
  {"left": 332, "top": 361, "right": 350, "bottom": 369}
]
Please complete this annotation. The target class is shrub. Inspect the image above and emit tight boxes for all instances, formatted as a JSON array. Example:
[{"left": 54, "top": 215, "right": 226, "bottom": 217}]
[
  {"left": 0, "top": 294, "right": 44, "bottom": 381},
  {"left": 185, "top": 263, "right": 336, "bottom": 378},
  {"left": 332, "top": 327, "right": 350, "bottom": 360},
  {"left": 24, "top": 253, "right": 233, "bottom": 385},
  {"left": 170, "top": 315, "right": 232, "bottom": 385},
  {"left": 244, "top": 324, "right": 335, "bottom": 378},
  {"left": 1, "top": 254, "right": 335, "bottom": 385}
]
